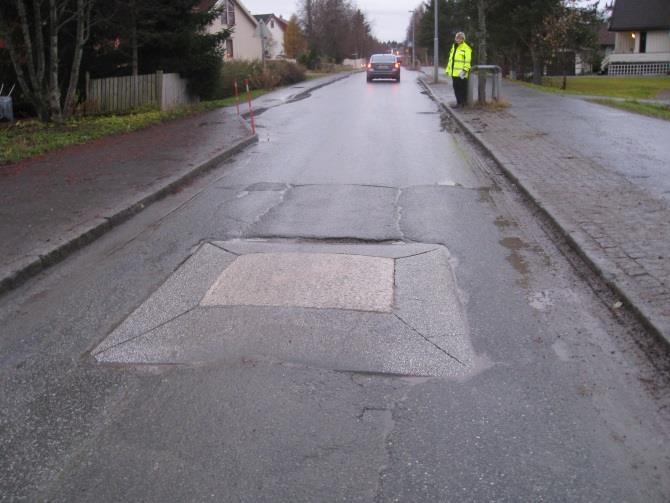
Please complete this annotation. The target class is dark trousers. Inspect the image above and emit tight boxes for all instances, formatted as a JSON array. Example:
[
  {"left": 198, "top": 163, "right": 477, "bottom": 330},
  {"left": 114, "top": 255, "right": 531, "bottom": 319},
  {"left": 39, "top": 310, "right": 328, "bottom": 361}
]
[{"left": 452, "top": 76, "right": 468, "bottom": 105}]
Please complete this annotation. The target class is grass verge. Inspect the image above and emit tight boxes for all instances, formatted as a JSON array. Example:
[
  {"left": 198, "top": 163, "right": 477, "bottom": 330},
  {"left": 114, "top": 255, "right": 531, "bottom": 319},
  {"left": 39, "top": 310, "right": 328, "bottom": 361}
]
[
  {"left": 590, "top": 99, "right": 670, "bottom": 121},
  {"left": 513, "top": 75, "right": 670, "bottom": 100},
  {"left": 0, "top": 89, "right": 269, "bottom": 164}
]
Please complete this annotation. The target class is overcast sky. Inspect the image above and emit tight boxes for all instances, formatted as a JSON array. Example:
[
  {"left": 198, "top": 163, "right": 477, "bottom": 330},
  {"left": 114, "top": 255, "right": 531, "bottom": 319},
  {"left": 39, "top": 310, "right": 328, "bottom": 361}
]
[{"left": 245, "top": 0, "right": 420, "bottom": 42}]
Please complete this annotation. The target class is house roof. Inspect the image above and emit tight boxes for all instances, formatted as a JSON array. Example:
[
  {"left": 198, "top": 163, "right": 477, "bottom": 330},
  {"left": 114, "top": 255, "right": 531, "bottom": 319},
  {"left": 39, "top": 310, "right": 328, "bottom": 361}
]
[
  {"left": 196, "top": 0, "right": 217, "bottom": 12},
  {"left": 254, "top": 14, "right": 288, "bottom": 30},
  {"left": 609, "top": 0, "right": 670, "bottom": 31},
  {"left": 196, "top": 0, "right": 258, "bottom": 27},
  {"left": 598, "top": 24, "right": 616, "bottom": 45}
]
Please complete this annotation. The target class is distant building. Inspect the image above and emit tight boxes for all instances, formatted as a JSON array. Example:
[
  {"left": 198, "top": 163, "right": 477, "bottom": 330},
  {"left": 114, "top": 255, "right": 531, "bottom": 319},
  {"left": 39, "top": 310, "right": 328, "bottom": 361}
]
[
  {"left": 254, "top": 14, "right": 288, "bottom": 59},
  {"left": 606, "top": 0, "right": 670, "bottom": 75},
  {"left": 199, "top": 0, "right": 262, "bottom": 60}
]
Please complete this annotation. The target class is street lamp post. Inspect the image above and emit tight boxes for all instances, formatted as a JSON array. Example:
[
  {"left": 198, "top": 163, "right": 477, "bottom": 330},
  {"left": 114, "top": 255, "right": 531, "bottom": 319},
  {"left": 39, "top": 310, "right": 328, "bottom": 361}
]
[
  {"left": 434, "top": 0, "right": 439, "bottom": 83},
  {"left": 408, "top": 10, "right": 415, "bottom": 69}
]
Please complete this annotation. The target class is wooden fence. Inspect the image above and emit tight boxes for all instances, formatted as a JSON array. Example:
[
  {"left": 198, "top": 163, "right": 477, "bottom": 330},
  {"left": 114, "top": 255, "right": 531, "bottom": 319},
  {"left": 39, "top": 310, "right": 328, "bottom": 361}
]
[{"left": 86, "top": 71, "right": 195, "bottom": 114}]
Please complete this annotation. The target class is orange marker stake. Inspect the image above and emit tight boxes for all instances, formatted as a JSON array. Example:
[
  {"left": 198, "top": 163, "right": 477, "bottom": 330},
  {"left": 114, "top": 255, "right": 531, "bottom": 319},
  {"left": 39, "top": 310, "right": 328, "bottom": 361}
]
[
  {"left": 245, "top": 79, "right": 255, "bottom": 135},
  {"left": 234, "top": 80, "right": 240, "bottom": 116}
]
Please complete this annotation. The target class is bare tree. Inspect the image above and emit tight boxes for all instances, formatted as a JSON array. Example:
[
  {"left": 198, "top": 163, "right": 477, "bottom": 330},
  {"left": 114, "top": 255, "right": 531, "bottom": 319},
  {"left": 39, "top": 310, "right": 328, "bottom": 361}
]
[
  {"left": 297, "top": 0, "right": 377, "bottom": 62},
  {"left": 0, "top": 0, "right": 94, "bottom": 122},
  {"left": 541, "top": 0, "right": 599, "bottom": 88}
]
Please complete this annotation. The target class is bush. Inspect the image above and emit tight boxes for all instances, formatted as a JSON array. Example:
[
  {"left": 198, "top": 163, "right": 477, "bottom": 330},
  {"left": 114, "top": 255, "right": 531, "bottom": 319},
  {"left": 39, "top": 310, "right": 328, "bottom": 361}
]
[
  {"left": 217, "top": 59, "right": 306, "bottom": 98},
  {"left": 266, "top": 60, "right": 306, "bottom": 85},
  {"left": 297, "top": 49, "right": 320, "bottom": 70}
]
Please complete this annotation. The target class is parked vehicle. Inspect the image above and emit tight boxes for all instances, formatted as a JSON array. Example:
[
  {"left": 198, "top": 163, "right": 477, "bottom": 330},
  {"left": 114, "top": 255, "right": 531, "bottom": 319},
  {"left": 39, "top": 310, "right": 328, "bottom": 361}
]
[{"left": 366, "top": 54, "right": 400, "bottom": 82}]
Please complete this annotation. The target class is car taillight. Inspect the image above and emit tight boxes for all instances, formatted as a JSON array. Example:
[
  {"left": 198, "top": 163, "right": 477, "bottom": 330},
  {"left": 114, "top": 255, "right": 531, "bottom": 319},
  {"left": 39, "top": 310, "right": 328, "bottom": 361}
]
[{"left": 395, "top": 62, "right": 400, "bottom": 69}]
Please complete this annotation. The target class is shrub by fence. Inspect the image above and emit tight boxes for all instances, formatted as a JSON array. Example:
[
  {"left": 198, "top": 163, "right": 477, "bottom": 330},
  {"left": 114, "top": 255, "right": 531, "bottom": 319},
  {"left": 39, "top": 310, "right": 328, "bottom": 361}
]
[
  {"left": 218, "top": 60, "right": 306, "bottom": 98},
  {"left": 86, "top": 71, "right": 195, "bottom": 114}
]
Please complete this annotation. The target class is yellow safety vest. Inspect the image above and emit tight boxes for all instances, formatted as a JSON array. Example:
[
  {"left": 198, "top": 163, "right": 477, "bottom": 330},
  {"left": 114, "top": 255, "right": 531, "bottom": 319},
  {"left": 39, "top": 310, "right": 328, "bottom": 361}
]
[{"left": 445, "top": 42, "right": 472, "bottom": 77}]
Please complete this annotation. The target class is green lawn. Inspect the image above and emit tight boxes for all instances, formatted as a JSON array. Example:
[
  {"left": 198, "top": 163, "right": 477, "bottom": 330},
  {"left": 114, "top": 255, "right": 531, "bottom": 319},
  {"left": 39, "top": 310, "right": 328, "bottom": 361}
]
[
  {"left": 0, "top": 90, "right": 269, "bottom": 165},
  {"left": 512, "top": 75, "right": 670, "bottom": 121},
  {"left": 517, "top": 75, "right": 670, "bottom": 100},
  {"left": 590, "top": 99, "right": 670, "bottom": 121}
]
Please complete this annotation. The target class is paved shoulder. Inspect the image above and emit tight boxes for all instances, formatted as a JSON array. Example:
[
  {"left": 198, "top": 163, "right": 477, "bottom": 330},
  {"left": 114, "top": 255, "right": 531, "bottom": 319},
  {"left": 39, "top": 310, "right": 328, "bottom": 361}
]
[
  {"left": 0, "top": 107, "right": 255, "bottom": 294},
  {"left": 422, "top": 77, "right": 670, "bottom": 343}
]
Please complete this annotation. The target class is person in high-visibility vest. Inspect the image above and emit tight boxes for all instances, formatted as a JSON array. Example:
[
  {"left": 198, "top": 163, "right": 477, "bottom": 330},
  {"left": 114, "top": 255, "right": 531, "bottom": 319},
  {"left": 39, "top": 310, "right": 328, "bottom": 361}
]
[{"left": 445, "top": 32, "right": 472, "bottom": 108}]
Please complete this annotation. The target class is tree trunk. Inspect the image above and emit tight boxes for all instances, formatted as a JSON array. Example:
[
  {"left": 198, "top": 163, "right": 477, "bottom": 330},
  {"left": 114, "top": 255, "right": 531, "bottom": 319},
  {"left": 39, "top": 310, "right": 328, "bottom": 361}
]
[
  {"left": 15, "top": 0, "right": 39, "bottom": 89},
  {"left": 64, "top": 0, "right": 92, "bottom": 118},
  {"left": 477, "top": 0, "right": 487, "bottom": 64},
  {"left": 561, "top": 53, "right": 567, "bottom": 90},
  {"left": 131, "top": 0, "right": 138, "bottom": 77},
  {"left": 31, "top": 0, "right": 46, "bottom": 84},
  {"left": 531, "top": 46, "right": 543, "bottom": 85},
  {"left": 48, "top": 0, "right": 62, "bottom": 122}
]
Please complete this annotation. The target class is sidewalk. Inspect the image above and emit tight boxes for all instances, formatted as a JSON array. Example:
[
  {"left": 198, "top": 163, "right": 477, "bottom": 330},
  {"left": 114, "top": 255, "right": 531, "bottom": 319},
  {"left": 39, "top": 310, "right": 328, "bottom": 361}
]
[
  {"left": 0, "top": 73, "right": 351, "bottom": 295},
  {"left": 420, "top": 71, "right": 670, "bottom": 344}
]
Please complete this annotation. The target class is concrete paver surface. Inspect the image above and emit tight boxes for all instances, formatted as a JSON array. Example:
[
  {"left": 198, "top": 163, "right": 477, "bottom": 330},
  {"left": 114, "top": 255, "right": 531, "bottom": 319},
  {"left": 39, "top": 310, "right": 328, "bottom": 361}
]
[{"left": 422, "top": 72, "right": 670, "bottom": 343}]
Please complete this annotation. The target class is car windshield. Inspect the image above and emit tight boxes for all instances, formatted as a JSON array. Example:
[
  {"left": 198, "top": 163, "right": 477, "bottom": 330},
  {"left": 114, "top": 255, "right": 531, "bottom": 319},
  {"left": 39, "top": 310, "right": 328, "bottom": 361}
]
[{"left": 370, "top": 55, "right": 396, "bottom": 64}]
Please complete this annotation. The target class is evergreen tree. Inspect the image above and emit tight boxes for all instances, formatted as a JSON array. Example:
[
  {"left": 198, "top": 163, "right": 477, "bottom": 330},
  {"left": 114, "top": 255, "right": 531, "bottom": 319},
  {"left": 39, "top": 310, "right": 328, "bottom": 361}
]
[{"left": 85, "top": 0, "right": 230, "bottom": 99}]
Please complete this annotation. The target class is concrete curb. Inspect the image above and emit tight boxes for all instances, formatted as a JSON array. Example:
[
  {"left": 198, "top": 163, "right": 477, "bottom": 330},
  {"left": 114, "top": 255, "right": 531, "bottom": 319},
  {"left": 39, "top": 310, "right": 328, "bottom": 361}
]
[
  {"left": 0, "top": 133, "right": 258, "bottom": 297},
  {"left": 418, "top": 77, "right": 670, "bottom": 346}
]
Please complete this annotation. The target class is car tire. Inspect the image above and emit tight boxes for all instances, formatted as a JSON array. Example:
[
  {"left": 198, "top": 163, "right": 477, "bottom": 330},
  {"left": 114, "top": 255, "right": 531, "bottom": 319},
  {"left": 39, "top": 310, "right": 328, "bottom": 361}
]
[
  {"left": 396, "top": 76, "right": 400, "bottom": 82},
  {"left": 367, "top": 76, "right": 372, "bottom": 82}
]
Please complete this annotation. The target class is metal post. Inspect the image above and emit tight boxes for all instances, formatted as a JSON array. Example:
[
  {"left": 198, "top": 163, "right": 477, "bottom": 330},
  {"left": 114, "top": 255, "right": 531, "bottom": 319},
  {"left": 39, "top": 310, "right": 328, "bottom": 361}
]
[
  {"left": 156, "top": 70, "right": 164, "bottom": 111},
  {"left": 478, "top": 68, "right": 486, "bottom": 104},
  {"left": 433, "top": 0, "right": 439, "bottom": 83}
]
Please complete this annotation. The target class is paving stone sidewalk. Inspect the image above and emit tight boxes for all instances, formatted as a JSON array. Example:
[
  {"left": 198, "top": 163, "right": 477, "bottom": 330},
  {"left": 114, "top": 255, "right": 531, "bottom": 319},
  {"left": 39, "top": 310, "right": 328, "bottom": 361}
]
[{"left": 421, "top": 75, "right": 670, "bottom": 343}]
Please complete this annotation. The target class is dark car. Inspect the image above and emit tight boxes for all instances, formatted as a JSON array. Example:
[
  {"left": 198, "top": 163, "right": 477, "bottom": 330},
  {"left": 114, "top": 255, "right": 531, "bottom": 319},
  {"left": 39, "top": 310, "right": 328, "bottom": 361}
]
[{"left": 366, "top": 54, "right": 400, "bottom": 82}]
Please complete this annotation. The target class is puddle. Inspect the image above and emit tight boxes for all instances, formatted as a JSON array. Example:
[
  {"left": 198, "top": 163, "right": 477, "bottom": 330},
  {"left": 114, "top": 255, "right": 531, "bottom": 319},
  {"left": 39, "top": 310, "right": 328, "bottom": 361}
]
[
  {"left": 500, "top": 237, "right": 530, "bottom": 287},
  {"left": 494, "top": 216, "right": 516, "bottom": 229},
  {"left": 477, "top": 187, "right": 494, "bottom": 204},
  {"left": 436, "top": 180, "right": 461, "bottom": 187},
  {"left": 287, "top": 92, "right": 311, "bottom": 103},
  {"left": 440, "top": 113, "right": 459, "bottom": 133}
]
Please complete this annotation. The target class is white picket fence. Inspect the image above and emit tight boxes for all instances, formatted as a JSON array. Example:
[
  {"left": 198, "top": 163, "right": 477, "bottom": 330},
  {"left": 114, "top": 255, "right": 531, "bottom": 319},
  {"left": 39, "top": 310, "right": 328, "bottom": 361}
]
[{"left": 86, "top": 71, "right": 196, "bottom": 114}]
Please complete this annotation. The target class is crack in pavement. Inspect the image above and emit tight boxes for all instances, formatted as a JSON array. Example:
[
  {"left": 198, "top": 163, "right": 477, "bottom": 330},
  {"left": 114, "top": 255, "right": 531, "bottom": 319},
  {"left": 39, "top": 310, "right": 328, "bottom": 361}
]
[
  {"left": 93, "top": 306, "right": 198, "bottom": 357},
  {"left": 393, "top": 313, "right": 466, "bottom": 366}
]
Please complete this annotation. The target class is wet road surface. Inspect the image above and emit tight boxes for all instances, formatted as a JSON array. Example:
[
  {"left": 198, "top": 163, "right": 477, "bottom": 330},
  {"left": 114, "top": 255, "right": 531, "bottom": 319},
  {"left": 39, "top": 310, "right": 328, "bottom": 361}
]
[{"left": 1, "top": 71, "right": 669, "bottom": 502}]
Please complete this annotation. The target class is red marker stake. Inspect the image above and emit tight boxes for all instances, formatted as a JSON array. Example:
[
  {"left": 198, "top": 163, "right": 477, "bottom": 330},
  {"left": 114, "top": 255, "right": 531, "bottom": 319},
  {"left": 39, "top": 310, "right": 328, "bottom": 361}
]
[
  {"left": 245, "top": 79, "right": 256, "bottom": 135},
  {"left": 234, "top": 80, "right": 240, "bottom": 116}
]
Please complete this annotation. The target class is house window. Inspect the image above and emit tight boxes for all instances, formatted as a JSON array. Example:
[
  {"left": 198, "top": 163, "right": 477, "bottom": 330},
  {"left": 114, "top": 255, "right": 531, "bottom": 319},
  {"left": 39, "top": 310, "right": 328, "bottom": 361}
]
[
  {"left": 221, "top": 0, "right": 235, "bottom": 26},
  {"left": 226, "top": 39, "right": 234, "bottom": 59},
  {"left": 270, "top": 20, "right": 275, "bottom": 29}
]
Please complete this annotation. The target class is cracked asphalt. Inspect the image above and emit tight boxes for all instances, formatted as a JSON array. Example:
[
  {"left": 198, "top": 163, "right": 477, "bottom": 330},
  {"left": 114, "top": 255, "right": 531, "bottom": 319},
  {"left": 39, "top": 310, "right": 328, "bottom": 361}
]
[{"left": 1, "top": 70, "right": 669, "bottom": 501}]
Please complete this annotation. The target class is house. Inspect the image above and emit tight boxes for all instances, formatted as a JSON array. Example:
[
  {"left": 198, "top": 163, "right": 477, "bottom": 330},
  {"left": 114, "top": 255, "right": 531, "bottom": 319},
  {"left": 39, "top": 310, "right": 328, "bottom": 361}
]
[
  {"left": 253, "top": 14, "right": 288, "bottom": 59},
  {"left": 199, "top": 0, "right": 262, "bottom": 60},
  {"left": 606, "top": 0, "right": 670, "bottom": 75},
  {"left": 598, "top": 23, "right": 616, "bottom": 60},
  {"left": 574, "top": 24, "right": 615, "bottom": 75}
]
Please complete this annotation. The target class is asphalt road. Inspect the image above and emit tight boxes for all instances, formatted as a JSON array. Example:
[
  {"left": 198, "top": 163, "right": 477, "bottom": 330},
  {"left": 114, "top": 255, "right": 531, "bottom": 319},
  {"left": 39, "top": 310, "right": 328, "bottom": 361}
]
[{"left": 1, "top": 70, "right": 669, "bottom": 501}]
